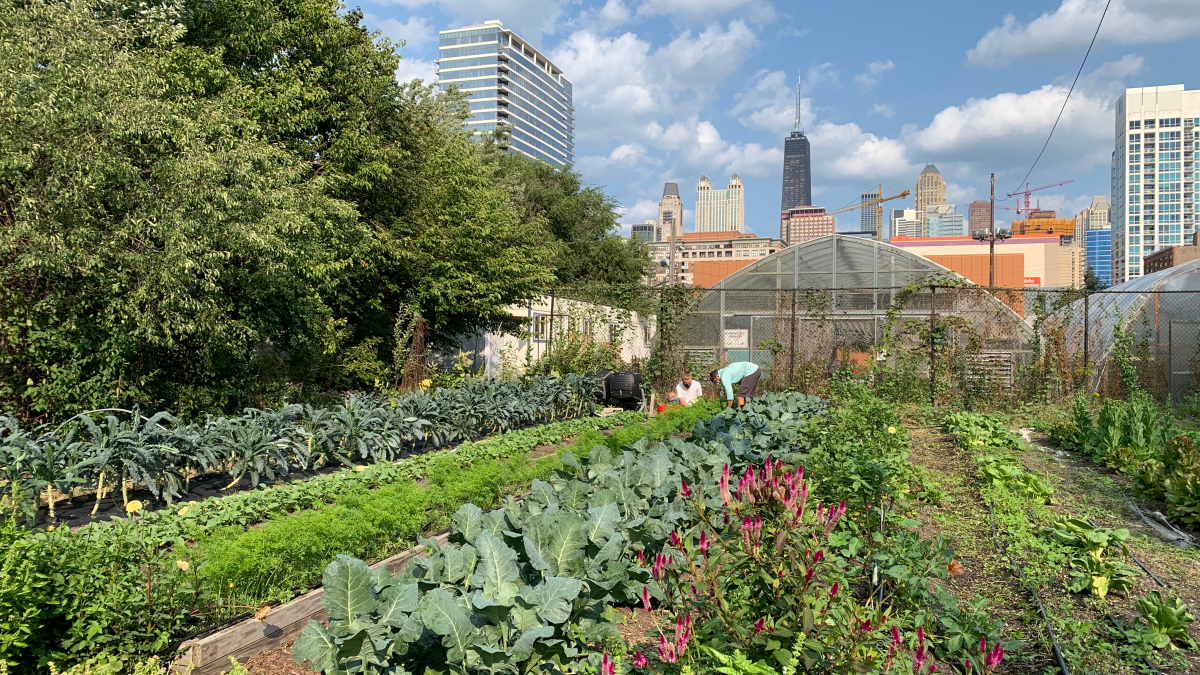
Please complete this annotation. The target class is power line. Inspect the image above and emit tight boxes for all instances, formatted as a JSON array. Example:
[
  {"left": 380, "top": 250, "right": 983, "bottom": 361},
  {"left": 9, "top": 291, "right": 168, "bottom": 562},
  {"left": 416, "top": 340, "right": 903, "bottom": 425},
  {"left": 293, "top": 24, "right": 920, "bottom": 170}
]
[{"left": 1008, "top": 0, "right": 1112, "bottom": 196}]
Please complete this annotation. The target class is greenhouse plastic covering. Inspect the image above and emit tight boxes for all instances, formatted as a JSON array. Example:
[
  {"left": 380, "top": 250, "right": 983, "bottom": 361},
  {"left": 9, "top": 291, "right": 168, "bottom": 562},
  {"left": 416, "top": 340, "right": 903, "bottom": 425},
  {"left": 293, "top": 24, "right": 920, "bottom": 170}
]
[{"left": 1051, "top": 258, "right": 1200, "bottom": 396}]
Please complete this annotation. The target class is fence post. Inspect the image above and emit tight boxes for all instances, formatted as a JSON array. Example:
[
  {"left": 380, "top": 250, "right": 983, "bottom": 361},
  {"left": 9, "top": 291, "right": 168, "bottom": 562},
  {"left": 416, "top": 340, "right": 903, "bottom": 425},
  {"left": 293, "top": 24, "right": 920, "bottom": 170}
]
[
  {"left": 547, "top": 290, "right": 556, "bottom": 352},
  {"left": 929, "top": 285, "right": 937, "bottom": 407},
  {"left": 1082, "top": 291, "right": 1089, "bottom": 392},
  {"left": 789, "top": 288, "right": 797, "bottom": 387}
]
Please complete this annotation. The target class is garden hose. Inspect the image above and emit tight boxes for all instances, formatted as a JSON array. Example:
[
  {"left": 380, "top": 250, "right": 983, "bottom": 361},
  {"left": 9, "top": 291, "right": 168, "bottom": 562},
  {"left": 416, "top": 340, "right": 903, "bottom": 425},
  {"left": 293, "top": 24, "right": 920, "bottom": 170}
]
[
  {"left": 1104, "top": 614, "right": 1162, "bottom": 675},
  {"left": 985, "top": 504, "right": 1071, "bottom": 675}
]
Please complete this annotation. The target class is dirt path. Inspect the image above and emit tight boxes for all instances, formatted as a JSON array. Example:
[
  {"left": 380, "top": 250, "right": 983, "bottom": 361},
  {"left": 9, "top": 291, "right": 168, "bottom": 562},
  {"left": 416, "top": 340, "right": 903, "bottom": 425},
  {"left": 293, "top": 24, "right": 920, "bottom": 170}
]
[
  {"left": 907, "top": 428, "right": 1055, "bottom": 674},
  {"left": 1017, "top": 429, "right": 1200, "bottom": 674}
]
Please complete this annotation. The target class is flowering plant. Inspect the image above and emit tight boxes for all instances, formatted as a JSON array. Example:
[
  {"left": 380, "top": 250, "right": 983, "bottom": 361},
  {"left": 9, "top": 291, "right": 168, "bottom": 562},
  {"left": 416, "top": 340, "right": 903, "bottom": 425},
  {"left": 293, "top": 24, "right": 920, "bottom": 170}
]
[{"left": 640, "top": 460, "right": 926, "bottom": 673}]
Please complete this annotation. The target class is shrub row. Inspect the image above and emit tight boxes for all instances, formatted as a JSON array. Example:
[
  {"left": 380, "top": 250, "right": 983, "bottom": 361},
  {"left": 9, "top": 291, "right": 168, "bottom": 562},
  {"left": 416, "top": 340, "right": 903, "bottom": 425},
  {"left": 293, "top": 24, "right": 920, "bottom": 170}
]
[
  {"left": 0, "top": 376, "right": 597, "bottom": 519},
  {"left": 1049, "top": 393, "right": 1200, "bottom": 527}
]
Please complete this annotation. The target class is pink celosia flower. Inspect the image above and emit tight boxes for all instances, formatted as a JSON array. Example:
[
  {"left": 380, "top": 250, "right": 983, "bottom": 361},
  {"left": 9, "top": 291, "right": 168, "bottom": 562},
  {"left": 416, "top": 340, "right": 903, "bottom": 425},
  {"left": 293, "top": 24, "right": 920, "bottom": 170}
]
[
  {"left": 680, "top": 479, "right": 692, "bottom": 498},
  {"left": 699, "top": 529, "right": 710, "bottom": 556},
  {"left": 641, "top": 586, "right": 652, "bottom": 612},
  {"left": 830, "top": 582, "right": 839, "bottom": 598},
  {"left": 601, "top": 653, "right": 615, "bottom": 675},
  {"left": 753, "top": 618, "right": 766, "bottom": 633},
  {"left": 633, "top": 652, "right": 647, "bottom": 669},
  {"left": 658, "top": 634, "right": 676, "bottom": 663},
  {"left": 669, "top": 530, "right": 681, "bottom": 547},
  {"left": 637, "top": 550, "right": 645, "bottom": 566}
]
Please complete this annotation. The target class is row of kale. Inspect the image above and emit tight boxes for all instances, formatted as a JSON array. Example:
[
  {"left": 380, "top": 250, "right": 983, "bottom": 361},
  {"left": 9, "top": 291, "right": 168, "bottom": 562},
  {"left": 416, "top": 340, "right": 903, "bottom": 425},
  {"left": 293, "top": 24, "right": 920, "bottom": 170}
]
[{"left": 0, "top": 375, "right": 597, "bottom": 517}]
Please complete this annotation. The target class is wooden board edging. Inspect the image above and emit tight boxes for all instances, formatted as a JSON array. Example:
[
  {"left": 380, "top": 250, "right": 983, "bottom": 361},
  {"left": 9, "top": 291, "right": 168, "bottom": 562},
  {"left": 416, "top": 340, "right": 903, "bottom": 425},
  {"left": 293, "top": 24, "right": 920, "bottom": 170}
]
[{"left": 170, "top": 532, "right": 451, "bottom": 675}]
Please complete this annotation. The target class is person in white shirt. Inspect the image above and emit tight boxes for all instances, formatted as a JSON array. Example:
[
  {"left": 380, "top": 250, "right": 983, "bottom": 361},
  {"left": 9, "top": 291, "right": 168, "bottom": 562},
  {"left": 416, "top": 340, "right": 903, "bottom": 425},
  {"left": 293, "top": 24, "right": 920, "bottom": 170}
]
[{"left": 668, "top": 372, "right": 703, "bottom": 406}]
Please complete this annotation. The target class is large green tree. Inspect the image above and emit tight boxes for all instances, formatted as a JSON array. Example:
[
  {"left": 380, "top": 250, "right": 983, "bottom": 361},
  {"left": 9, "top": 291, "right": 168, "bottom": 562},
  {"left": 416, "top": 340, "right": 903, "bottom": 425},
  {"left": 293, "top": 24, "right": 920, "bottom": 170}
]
[
  {"left": 0, "top": 0, "right": 560, "bottom": 419},
  {"left": 479, "top": 135, "right": 650, "bottom": 292}
]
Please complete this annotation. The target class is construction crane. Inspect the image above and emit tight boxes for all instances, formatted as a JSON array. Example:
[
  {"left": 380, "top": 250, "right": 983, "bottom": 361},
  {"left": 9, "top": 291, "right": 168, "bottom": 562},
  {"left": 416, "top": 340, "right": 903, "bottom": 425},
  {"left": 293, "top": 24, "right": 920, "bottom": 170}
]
[
  {"left": 825, "top": 184, "right": 912, "bottom": 241},
  {"left": 1006, "top": 180, "right": 1074, "bottom": 219}
]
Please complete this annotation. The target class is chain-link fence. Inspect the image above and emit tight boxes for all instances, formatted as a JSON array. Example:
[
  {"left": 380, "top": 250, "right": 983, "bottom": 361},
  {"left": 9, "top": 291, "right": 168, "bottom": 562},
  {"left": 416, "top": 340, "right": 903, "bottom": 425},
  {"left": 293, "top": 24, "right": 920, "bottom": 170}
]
[{"left": 519, "top": 286, "right": 1200, "bottom": 409}]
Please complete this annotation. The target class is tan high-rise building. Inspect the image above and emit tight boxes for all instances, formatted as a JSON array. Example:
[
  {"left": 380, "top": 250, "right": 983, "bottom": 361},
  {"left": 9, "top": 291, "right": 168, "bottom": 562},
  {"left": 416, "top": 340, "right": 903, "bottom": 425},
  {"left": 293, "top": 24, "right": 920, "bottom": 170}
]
[
  {"left": 658, "top": 182, "right": 684, "bottom": 238},
  {"left": 915, "top": 164, "right": 946, "bottom": 227},
  {"left": 696, "top": 173, "right": 745, "bottom": 233},
  {"left": 1074, "top": 196, "right": 1111, "bottom": 232}
]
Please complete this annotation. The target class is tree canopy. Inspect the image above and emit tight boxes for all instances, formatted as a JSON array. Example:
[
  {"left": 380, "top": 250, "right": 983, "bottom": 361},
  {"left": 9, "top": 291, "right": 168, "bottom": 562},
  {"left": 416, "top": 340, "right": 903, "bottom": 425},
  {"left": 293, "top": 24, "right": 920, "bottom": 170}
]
[{"left": 0, "top": 0, "right": 648, "bottom": 419}]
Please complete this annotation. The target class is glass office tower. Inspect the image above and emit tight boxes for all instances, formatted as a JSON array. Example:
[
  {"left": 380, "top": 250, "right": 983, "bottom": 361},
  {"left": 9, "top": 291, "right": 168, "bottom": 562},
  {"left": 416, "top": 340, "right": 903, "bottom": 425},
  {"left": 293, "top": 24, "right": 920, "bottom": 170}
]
[{"left": 437, "top": 20, "right": 574, "bottom": 166}]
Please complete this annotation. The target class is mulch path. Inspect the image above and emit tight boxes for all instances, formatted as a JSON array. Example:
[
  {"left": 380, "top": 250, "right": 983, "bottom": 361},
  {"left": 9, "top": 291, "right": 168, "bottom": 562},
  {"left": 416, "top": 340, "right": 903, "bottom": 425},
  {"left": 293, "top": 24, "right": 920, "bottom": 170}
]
[{"left": 242, "top": 639, "right": 309, "bottom": 675}]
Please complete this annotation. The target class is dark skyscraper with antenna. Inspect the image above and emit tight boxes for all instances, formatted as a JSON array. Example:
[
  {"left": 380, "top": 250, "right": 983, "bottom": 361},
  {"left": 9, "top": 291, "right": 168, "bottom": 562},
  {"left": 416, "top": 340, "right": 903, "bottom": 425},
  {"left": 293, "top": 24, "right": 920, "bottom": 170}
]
[{"left": 781, "top": 74, "right": 811, "bottom": 211}]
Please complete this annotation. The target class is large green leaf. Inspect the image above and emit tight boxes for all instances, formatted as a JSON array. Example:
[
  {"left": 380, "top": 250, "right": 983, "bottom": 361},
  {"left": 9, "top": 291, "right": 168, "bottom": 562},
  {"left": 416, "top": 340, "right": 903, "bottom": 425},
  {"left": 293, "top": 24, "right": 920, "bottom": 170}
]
[
  {"left": 546, "top": 514, "right": 588, "bottom": 576},
  {"left": 481, "top": 510, "right": 510, "bottom": 537},
  {"left": 378, "top": 584, "right": 419, "bottom": 626},
  {"left": 322, "top": 555, "right": 377, "bottom": 621},
  {"left": 293, "top": 620, "right": 338, "bottom": 671},
  {"left": 584, "top": 503, "right": 620, "bottom": 543},
  {"left": 519, "top": 577, "right": 583, "bottom": 625},
  {"left": 510, "top": 625, "right": 556, "bottom": 661},
  {"left": 419, "top": 588, "right": 478, "bottom": 663},
  {"left": 643, "top": 452, "right": 674, "bottom": 491},
  {"left": 452, "top": 504, "right": 484, "bottom": 543},
  {"left": 472, "top": 533, "right": 520, "bottom": 601}
]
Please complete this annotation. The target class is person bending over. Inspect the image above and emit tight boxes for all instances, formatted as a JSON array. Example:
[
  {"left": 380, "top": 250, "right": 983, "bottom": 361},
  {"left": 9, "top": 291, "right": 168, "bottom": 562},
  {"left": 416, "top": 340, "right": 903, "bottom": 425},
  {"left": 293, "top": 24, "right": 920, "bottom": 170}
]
[
  {"left": 668, "top": 372, "right": 703, "bottom": 407},
  {"left": 709, "top": 361, "right": 761, "bottom": 408}
]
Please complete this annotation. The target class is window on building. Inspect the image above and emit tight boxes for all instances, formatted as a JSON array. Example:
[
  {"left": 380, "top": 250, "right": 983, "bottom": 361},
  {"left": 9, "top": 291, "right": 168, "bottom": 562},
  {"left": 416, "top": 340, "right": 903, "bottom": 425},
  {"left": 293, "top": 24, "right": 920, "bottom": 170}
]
[
  {"left": 1145, "top": 120, "right": 1156, "bottom": 129},
  {"left": 1160, "top": 118, "right": 1181, "bottom": 128},
  {"left": 1130, "top": 120, "right": 1141, "bottom": 129}
]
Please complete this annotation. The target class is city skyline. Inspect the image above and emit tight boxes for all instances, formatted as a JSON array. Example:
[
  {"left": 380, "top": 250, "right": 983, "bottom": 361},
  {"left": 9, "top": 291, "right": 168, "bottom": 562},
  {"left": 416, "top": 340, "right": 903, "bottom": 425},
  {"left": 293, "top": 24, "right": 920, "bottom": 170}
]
[{"left": 369, "top": 2, "right": 1199, "bottom": 239}]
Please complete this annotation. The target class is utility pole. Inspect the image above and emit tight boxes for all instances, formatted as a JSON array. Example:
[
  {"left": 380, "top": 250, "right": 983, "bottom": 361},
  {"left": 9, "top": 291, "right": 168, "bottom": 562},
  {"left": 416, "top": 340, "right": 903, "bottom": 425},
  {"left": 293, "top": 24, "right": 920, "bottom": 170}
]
[
  {"left": 667, "top": 213, "right": 677, "bottom": 285},
  {"left": 973, "top": 173, "right": 1010, "bottom": 287},
  {"left": 990, "top": 173, "right": 995, "bottom": 287}
]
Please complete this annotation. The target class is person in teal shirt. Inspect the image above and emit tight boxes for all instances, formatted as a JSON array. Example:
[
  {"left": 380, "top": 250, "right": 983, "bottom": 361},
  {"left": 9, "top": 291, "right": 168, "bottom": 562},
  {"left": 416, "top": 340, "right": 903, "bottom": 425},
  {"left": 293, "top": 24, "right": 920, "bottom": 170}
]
[{"left": 709, "top": 361, "right": 762, "bottom": 407}]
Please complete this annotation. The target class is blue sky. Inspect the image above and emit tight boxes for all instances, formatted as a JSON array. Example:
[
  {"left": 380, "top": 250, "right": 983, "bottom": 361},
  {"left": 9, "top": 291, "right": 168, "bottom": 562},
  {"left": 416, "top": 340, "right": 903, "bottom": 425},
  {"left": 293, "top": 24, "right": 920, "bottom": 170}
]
[{"left": 363, "top": 0, "right": 1200, "bottom": 237}]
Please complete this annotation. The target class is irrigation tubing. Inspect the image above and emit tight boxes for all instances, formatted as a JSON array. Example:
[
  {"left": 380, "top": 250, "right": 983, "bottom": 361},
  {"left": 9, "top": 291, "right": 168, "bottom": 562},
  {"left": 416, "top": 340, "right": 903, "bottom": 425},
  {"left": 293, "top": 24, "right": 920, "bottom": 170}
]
[
  {"left": 985, "top": 504, "right": 1071, "bottom": 675},
  {"left": 1104, "top": 614, "right": 1162, "bottom": 675}
]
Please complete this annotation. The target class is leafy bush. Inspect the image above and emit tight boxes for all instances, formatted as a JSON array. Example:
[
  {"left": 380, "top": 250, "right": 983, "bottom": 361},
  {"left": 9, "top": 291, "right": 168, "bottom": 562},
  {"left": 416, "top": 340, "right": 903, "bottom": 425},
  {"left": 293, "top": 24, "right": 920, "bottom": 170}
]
[
  {"left": 1050, "top": 393, "right": 1200, "bottom": 527},
  {"left": 1133, "top": 591, "right": 1196, "bottom": 649}
]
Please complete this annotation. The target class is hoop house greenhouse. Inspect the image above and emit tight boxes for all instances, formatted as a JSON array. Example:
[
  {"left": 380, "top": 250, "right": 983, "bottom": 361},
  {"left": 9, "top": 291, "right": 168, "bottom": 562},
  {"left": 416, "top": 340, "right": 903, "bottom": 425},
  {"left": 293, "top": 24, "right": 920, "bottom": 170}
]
[
  {"left": 677, "top": 235, "right": 1034, "bottom": 390},
  {"left": 1050, "top": 258, "right": 1200, "bottom": 403}
]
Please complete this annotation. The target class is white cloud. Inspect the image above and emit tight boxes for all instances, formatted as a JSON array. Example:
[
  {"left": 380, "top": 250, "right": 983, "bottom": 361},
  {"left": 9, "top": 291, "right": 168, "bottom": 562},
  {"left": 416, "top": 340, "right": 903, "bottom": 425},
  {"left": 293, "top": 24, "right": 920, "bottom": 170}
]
[
  {"left": 854, "top": 60, "right": 894, "bottom": 93},
  {"left": 395, "top": 57, "right": 437, "bottom": 83},
  {"left": 870, "top": 103, "right": 895, "bottom": 119},
  {"left": 905, "top": 83, "right": 1114, "bottom": 173},
  {"left": 803, "top": 62, "right": 839, "bottom": 92},
  {"left": 617, "top": 198, "right": 661, "bottom": 225},
  {"left": 644, "top": 117, "right": 782, "bottom": 177},
  {"left": 729, "top": 69, "right": 810, "bottom": 135},
  {"left": 807, "top": 120, "right": 916, "bottom": 183},
  {"left": 635, "top": 0, "right": 775, "bottom": 24},
  {"left": 575, "top": 143, "right": 650, "bottom": 176},
  {"left": 968, "top": 0, "right": 1200, "bottom": 65},
  {"left": 365, "top": 14, "right": 436, "bottom": 50},
  {"left": 654, "top": 21, "right": 758, "bottom": 89},
  {"left": 373, "top": 0, "right": 566, "bottom": 42},
  {"left": 549, "top": 21, "right": 757, "bottom": 144}
]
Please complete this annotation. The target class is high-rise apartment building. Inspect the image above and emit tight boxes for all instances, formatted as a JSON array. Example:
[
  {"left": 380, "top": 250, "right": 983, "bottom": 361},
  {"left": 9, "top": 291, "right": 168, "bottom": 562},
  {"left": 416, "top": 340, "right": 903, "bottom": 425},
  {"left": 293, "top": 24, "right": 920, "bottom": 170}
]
[
  {"left": 1111, "top": 85, "right": 1199, "bottom": 284},
  {"left": 967, "top": 201, "right": 991, "bottom": 235},
  {"left": 781, "top": 206, "right": 834, "bottom": 245},
  {"left": 781, "top": 75, "right": 812, "bottom": 214},
  {"left": 1074, "top": 196, "right": 1111, "bottom": 233},
  {"left": 891, "top": 208, "right": 922, "bottom": 239},
  {"left": 925, "top": 204, "right": 964, "bottom": 238},
  {"left": 915, "top": 165, "right": 946, "bottom": 228},
  {"left": 860, "top": 189, "right": 880, "bottom": 233},
  {"left": 696, "top": 174, "right": 745, "bottom": 233},
  {"left": 659, "top": 183, "right": 684, "bottom": 239},
  {"left": 631, "top": 220, "right": 659, "bottom": 242},
  {"left": 437, "top": 20, "right": 574, "bottom": 166}
]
